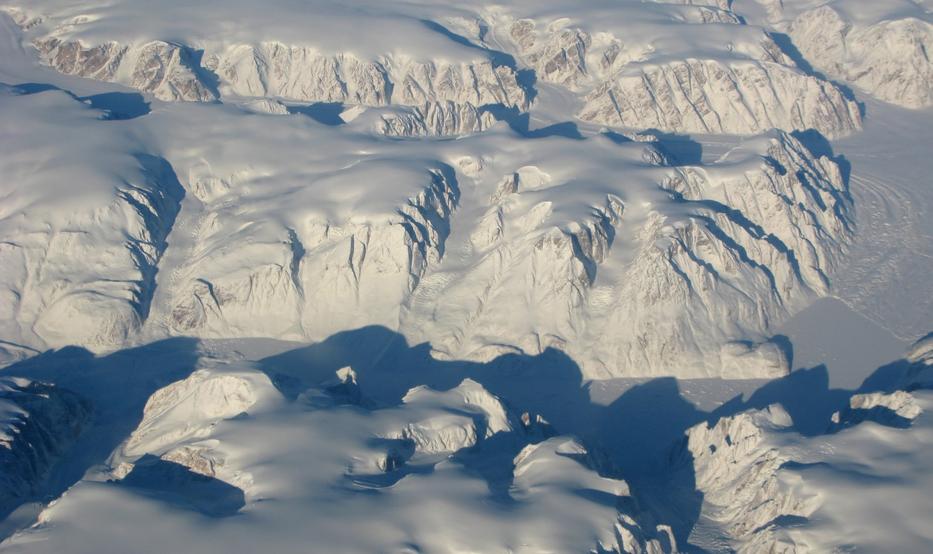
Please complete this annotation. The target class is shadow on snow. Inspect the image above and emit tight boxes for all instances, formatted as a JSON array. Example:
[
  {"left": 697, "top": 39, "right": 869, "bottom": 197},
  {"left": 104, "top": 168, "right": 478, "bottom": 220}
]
[{"left": 0, "top": 326, "right": 924, "bottom": 550}]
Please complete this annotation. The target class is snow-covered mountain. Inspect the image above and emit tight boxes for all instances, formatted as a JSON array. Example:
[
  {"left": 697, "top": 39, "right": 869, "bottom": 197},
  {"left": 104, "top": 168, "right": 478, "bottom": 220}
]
[
  {"left": 0, "top": 0, "right": 931, "bottom": 552},
  {"left": 756, "top": 0, "right": 933, "bottom": 109},
  {"left": 674, "top": 337, "right": 933, "bottom": 552}
]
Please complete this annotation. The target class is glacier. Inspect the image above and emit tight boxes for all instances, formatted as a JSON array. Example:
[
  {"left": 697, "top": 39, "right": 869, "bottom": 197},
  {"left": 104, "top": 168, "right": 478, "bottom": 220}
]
[{"left": 0, "top": 0, "right": 931, "bottom": 552}]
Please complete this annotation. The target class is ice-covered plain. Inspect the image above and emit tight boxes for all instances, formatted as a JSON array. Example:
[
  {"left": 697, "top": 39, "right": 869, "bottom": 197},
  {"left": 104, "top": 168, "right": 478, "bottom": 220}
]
[{"left": 0, "top": 0, "right": 931, "bottom": 552}]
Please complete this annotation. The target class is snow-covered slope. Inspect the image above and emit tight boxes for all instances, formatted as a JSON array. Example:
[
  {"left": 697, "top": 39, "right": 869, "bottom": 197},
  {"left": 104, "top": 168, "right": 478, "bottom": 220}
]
[
  {"left": 150, "top": 104, "right": 850, "bottom": 378},
  {"left": 0, "top": 74, "right": 852, "bottom": 379},
  {"left": 404, "top": 129, "right": 850, "bottom": 378},
  {"left": 4, "top": 0, "right": 864, "bottom": 136},
  {"left": 791, "top": 9, "right": 932, "bottom": 109},
  {"left": 1, "top": 0, "right": 932, "bottom": 551},
  {"left": 578, "top": 59, "right": 861, "bottom": 137},
  {"left": 675, "top": 337, "right": 933, "bottom": 552},
  {"left": 0, "top": 86, "right": 181, "bottom": 362},
  {"left": 1, "top": 357, "right": 675, "bottom": 553},
  {"left": 747, "top": 0, "right": 933, "bottom": 109}
]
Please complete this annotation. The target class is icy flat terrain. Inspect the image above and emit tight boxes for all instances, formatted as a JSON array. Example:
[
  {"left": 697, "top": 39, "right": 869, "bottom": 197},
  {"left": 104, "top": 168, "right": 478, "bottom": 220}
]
[{"left": 0, "top": 0, "right": 931, "bottom": 552}]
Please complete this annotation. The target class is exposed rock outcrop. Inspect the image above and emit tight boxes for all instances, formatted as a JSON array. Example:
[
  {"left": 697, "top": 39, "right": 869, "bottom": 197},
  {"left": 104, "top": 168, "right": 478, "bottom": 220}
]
[
  {"left": 379, "top": 101, "right": 496, "bottom": 137},
  {"left": 35, "top": 37, "right": 216, "bottom": 102},
  {"left": 0, "top": 89, "right": 182, "bottom": 354},
  {"left": 789, "top": 7, "right": 933, "bottom": 109},
  {"left": 674, "top": 405, "right": 819, "bottom": 552},
  {"left": 0, "top": 378, "right": 90, "bottom": 513},
  {"left": 207, "top": 43, "right": 529, "bottom": 110},
  {"left": 169, "top": 162, "right": 458, "bottom": 341},
  {"left": 579, "top": 59, "right": 862, "bottom": 137}
]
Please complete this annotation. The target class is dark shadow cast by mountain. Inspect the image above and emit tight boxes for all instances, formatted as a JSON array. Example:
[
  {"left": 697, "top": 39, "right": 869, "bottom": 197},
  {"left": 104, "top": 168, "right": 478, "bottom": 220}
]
[
  {"left": 643, "top": 130, "right": 704, "bottom": 166},
  {"left": 594, "top": 378, "right": 707, "bottom": 546},
  {"left": 257, "top": 325, "right": 927, "bottom": 550},
  {"left": 769, "top": 31, "right": 865, "bottom": 117},
  {"left": 1, "top": 326, "right": 922, "bottom": 549},
  {"left": 0, "top": 338, "right": 201, "bottom": 538},
  {"left": 9, "top": 82, "right": 58, "bottom": 95},
  {"left": 600, "top": 127, "right": 704, "bottom": 166},
  {"left": 420, "top": 19, "right": 537, "bottom": 104},
  {"left": 728, "top": 364, "right": 850, "bottom": 436},
  {"left": 81, "top": 91, "right": 150, "bottom": 120},
  {"left": 792, "top": 129, "right": 852, "bottom": 185},
  {"left": 601, "top": 129, "right": 633, "bottom": 145},
  {"left": 482, "top": 106, "right": 583, "bottom": 139},
  {"left": 185, "top": 48, "right": 222, "bottom": 100},
  {"left": 7, "top": 82, "right": 150, "bottom": 120},
  {"left": 258, "top": 328, "right": 703, "bottom": 547},
  {"left": 288, "top": 102, "right": 346, "bottom": 126},
  {"left": 131, "top": 154, "right": 187, "bottom": 322},
  {"left": 115, "top": 454, "right": 245, "bottom": 517}
]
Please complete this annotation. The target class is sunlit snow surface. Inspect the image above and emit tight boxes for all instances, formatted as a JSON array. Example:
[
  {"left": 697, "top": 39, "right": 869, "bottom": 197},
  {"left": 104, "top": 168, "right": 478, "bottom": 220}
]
[{"left": 0, "top": 0, "right": 931, "bottom": 552}]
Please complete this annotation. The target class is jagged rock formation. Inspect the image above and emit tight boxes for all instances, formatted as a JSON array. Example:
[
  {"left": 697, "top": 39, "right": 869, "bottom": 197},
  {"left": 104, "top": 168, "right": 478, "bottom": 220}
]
[
  {"left": 0, "top": 76, "right": 852, "bottom": 379},
  {"left": 406, "top": 130, "right": 850, "bottom": 378},
  {"left": 579, "top": 59, "right": 862, "bottom": 137},
  {"left": 13, "top": 8, "right": 528, "bottom": 120},
  {"left": 168, "top": 159, "right": 458, "bottom": 342},
  {"left": 0, "top": 88, "right": 182, "bottom": 355},
  {"left": 789, "top": 7, "right": 933, "bottom": 109},
  {"left": 674, "top": 404, "right": 819, "bottom": 553},
  {"left": 675, "top": 337, "right": 933, "bottom": 552},
  {"left": 0, "top": 378, "right": 90, "bottom": 514},
  {"left": 206, "top": 44, "right": 529, "bottom": 111},
  {"left": 119, "top": 370, "right": 260, "bottom": 458},
  {"left": 33, "top": 37, "right": 216, "bottom": 102},
  {"left": 378, "top": 379, "right": 515, "bottom": 456},
  {"left": 662, "top": 131, "right": 851, "bottom": 295},
  {"left": 589, "top": 131, "right": 850, "bottom": 376},
  {"left": 16, "top": 357, "right": 675, "bottom": 554},
  {"left": 651, "top": 0, "right": 732, "bottom": 10},
  {"left": 501, "top": 8, "right": 861, "bottom": 137},
  {"left": 506, "top": 9, "right": 750, "bottom": 91},
  {"left": 831, "top": 390, "right": 922, "bottom": 429},
  {"left": 11, "top": 1, "right": 868, "bottom": 139},
  {"left": 418, "top": 160, "right": 627, "bottom": 364},
  {"left": 109, "top": 366, "right": 276, "bottom": 493},
  {"left": 507, "top": 18, "right": 644, "bottom": 92},
  {"left": 378, "top": 101, "right": 495, "bottom": 137}
]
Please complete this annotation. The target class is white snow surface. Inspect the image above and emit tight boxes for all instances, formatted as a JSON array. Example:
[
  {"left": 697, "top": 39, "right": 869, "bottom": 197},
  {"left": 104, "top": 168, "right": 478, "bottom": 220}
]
[
  {"left": 0, "top": 86, "right": 181, "bottom": 359},
  {"left": 681, "top": 386, "right": 933, "bottom": 552},
  {"left": 0, "top": 86, "right": 853, "bottom": 378},
  {"left": 0, "top": 0, "right": 932, "bottom": 552},
  {"left": 2, "top": 357, "right": 674, "bottom": 554},
  {"left": 3, "top": 0, "right": 867, "bottom": 134}
]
